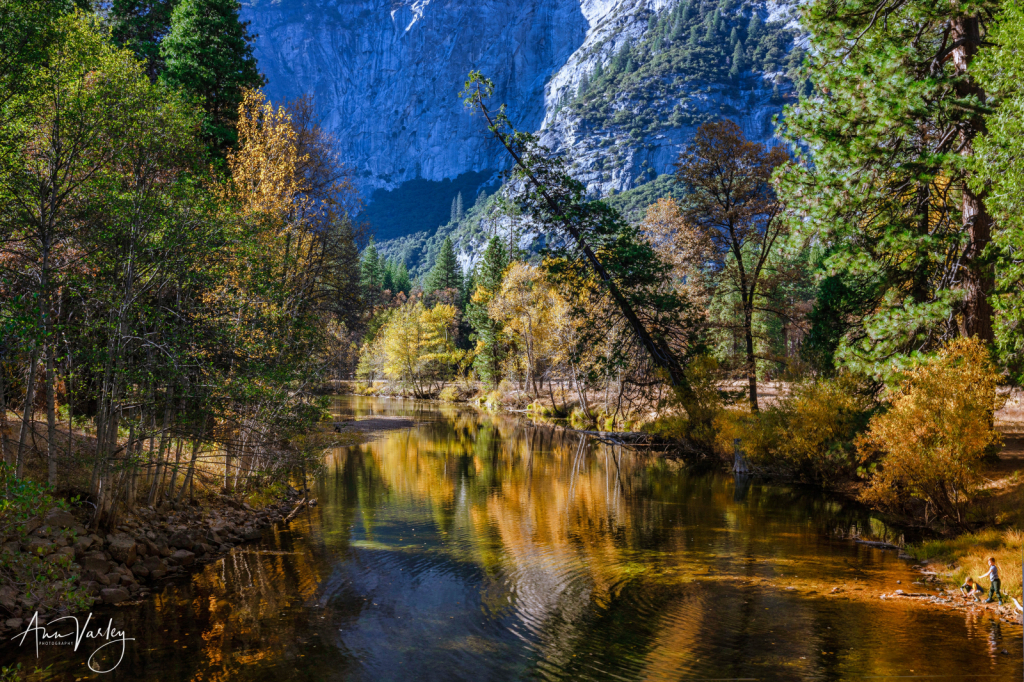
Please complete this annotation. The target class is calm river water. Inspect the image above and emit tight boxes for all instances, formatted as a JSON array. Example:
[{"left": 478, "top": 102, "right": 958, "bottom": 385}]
[{"left": 4, "top": 396, "right": 1022, "bottom": 680}]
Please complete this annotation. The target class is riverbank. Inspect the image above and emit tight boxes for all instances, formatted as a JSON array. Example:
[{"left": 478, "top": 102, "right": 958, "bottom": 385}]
[{"left": 0, "top": 486, "right": 313, "bottom": 638}]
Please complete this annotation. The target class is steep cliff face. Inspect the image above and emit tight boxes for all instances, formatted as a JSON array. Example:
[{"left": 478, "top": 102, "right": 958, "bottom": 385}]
[
  {"left": 244, "top": 0, "right": 802, "bottom": 275},
  {"left": 241, "top": 0, "right": 590, "bottom": 192}
]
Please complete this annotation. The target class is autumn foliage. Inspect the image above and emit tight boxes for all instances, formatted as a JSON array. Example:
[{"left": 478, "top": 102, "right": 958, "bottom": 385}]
[{"left": 857, "top": 338, "right": 1004, "bottom": 525}]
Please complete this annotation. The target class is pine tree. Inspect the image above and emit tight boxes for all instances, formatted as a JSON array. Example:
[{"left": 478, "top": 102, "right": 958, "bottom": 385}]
[
  {"left": 109, "top": 0, "right": 177, "bottom": 82},
  {"left": 778, "top": 0, "right": 999, "bottom": 377},
  {"left": 746, "top": 14, "right": 762, "bottom": 43},
  {"left": 360, "top": 240, "right": 383, "bottom": 299},
  {"left": 730, "top": 41, "right": 745, "bottom": 79},
  {"left": 474, "top": 190, "right": 489, "bottom": 209},
  {"left": 593, "top": 62, "right": 604, "bottom": 80},
  {"left": 450, "top": 196, "right": 458, "bottom": 224},
  {"left": 382, "top": 258, "right": 395, "bottom": 292},
  {"left": 160, "top": 0, "right": 265, "bottom": 154},
  {"left": 688, "top": 25, "right": 700, "bottom": 47},
  {"left": 466, "top": 237, "right": 509, "bottom": 386},
  {"left": 577, "top": 72, "right": 590, "bottom": 98},
  {"left": 393, "top": 262, "right": 412, "bottom": 295},
  {"left": 729, "top": 26, "right": 739, "bottom": 48},
  {"left": 425, "top": 237, "right": 463, "bottom": 298}
]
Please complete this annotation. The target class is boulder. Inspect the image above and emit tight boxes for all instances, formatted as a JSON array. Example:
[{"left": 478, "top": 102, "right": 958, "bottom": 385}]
[
  {"left": 2, "top": 541, "right": 20, "bottom": 554},
  {"left": 99, "top": 588, "right": 130, "bottom": 605},
  {"left": 24, "top": 538, "right": 54, "bottom": 556},
  {"left": 5, "top": 618, "right": 23, "bottom": 630},
  {"left": 73, "top": 536, "right": 94, "bottom": 555},
  {"left": 168, "top": 531, "right": 193, "bottom": 550},
  {"left": 142, "top": 555, "right": 167, "bottom": 579},
  {"left": 22, "top": 517, "right": 42, "bottom": 535},
  {"left": 80, "top": 569, "right": 110, "bottom": 586},
  {"left": 0, "top": 586, "right": 16, "bottom": 611},
  {"left": 81, "top": 556, "right": 113, "bottom": 574},
  {"left": 43, "top": 508, "right": 76, "bottom": 529},
  {"left": 169, "top": 549, "right": 195, "bottom": 567},
  {"left": 130, "top": 562, "right": 150, "bottom": 578},
  {"left": 241, "top": 528, "right": 262, "bottom": 541},
  {"left": 107, "top": 534, "right": 137, "bottom": 566}
]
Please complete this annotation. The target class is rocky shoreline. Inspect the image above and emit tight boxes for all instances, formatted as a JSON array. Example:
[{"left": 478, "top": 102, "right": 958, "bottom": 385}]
[
  {"left": 0, "top": 487, "right": 314, "bottom": 636},
  {"left": 874, "top": 561, "right": 1024, "bottom": 625}
]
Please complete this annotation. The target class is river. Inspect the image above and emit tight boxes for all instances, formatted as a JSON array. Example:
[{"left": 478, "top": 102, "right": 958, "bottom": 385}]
[{"left": 4, "top": 395, "right": 1022, "bottom": 680}]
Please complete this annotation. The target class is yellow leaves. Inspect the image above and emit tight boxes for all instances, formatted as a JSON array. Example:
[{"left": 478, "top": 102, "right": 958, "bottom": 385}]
[
  {"left": 487, "top": 262, "right": 582, "bottom": 385},
  {"left": 360, "top": 300, "right": 464, "bottom": 389},
  {"left": 640, "top": 197, "right": 714, "bottom": 309},
  {"left": 858, "top": 337, "right": 1005, "bottom": 521},
  {"left": 227, "top": 88, "right": 309, "bottom": 219}
]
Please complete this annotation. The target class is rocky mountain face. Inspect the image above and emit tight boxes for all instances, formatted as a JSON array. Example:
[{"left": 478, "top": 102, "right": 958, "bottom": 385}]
[
  {"left": 241, "top": 0, "right": 590, "bottom": 192},
  {"left": 242, "top": 0, "right": 802, "bottom": 272}
]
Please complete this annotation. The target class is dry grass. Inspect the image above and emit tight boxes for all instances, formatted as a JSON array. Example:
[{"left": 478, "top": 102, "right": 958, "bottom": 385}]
[{"left": 910, "top": 529, "right": 1024, "bottom": 599}]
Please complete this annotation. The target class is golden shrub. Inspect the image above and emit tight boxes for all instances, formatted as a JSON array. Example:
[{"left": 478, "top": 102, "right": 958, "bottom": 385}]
[
  {"left": 857, "top": 337, "right": 1004, "bottom": 525},
  {"left": 714, "top": 374, "right": 874, "bottom": 486}
]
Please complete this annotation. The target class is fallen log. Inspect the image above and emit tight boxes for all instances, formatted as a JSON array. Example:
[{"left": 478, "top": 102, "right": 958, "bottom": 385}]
[{"left": 283, "top": 498, "right": 307, "bottom": 523}]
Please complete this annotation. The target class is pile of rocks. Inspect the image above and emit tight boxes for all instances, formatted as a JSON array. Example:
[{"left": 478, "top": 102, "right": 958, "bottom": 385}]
[{"left": 0, "top": 487, "right": 308, "bottom": 634}]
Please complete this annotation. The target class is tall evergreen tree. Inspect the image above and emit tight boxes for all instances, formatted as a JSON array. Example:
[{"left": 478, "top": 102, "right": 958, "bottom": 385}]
[
  {"left": 109, "top": 0, "right": 177, "bottom": 81},
  {"left": 466, "top": 237, "right": 509, "bottom": 386},
  {"left": 730, "top": 40, "right": 745, "bottom": 79},
  {"left": 779, "top": 0, "right": 998, "bottom": 378},
  {"left": 393, "top": 261, "right": 412, "bottom": 295},
  {"left": 159, "top": 0, "right": 265, "bottom": 154},
  {"left": 360, "top": 240, "right": 383, "bottom": 300},
  {"left": 455, "top": 191, "right": 464, "bottom": 221},
  {"left": 382, "top": 258, "right": 395, "bottom": 292},
  {"left": 425, "top": 237, "right": 463, "bottom": 297}
]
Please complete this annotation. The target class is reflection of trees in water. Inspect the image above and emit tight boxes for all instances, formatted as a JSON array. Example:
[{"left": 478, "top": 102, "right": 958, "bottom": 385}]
[{"left": 314, "top": 407, "right": 925, "bottom": 678}]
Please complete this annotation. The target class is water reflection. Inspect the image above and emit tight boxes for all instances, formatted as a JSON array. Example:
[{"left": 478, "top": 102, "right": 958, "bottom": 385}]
[{"left": 4, "top": 396, "right": 1021, "bottom": 681}]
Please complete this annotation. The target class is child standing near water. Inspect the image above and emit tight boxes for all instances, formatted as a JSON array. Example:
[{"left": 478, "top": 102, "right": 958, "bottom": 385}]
[{"left": 984, "top": 557, "right": 1003, "bottom": 605}]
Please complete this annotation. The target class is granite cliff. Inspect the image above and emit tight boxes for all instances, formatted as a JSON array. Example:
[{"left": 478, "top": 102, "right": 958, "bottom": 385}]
[{"left": 241, "top": 0, "right": 802, "bottom": 269}]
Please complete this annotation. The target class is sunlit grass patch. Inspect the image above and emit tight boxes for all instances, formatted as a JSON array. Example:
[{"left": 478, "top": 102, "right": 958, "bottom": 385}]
[{"left": 910, "top": 528, "right": 1024, "bottom": 599}]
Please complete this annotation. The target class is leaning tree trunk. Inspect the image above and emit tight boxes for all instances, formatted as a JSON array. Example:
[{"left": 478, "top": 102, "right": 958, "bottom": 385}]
[{"left": 175, "top": 438, "right": 201, "bottom": 505}]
